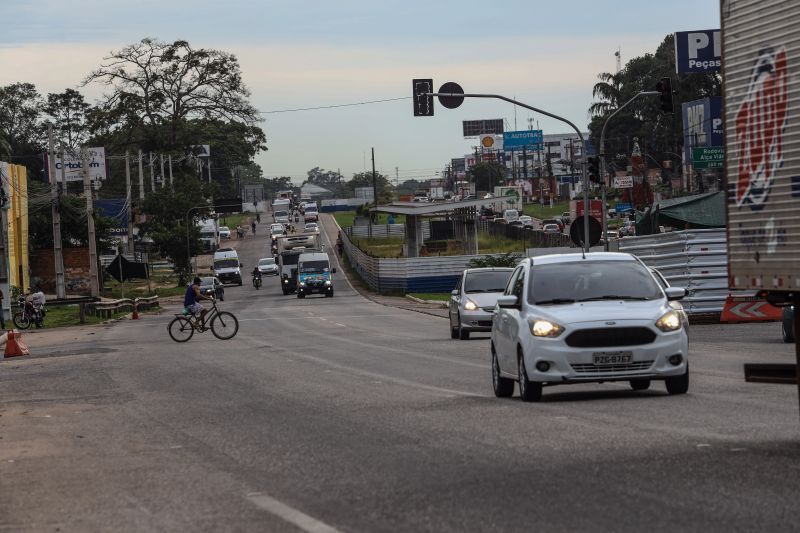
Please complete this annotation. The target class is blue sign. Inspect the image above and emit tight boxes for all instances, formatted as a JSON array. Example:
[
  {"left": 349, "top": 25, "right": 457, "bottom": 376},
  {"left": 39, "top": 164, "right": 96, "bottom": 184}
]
[
  {"left": 682, "top": 97, "right": 724, "bottom": 163},
  {"left": 503, "top": 130, "right": 543, "bottom": 150},
  {"left": 94, "top": 199, "right": 129, "bottom": 234},
  {"left": 674, "top": 30, "right": 720, "bottom": 73},
  {"left": 615, "top": 202, "right": 633, "bottom": 212}
]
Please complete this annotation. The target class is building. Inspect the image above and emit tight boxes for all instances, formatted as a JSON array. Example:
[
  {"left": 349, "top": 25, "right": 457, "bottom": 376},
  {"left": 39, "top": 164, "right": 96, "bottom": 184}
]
[{"left": 0, "top": 162, "right": 30, "bottom": 301}]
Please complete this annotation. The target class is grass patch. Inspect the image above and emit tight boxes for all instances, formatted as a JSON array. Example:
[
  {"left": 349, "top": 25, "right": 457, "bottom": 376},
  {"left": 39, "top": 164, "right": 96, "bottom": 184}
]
[
  {"left": 41, "top": 305, "right": 127, "bottom": 328},
  {"left": 408, "top": 292, "right": 450, "bottom": 302},
  {"left": 522, "top": 200, "right": 570, "bottom": 220},
  {"left": 332, "top": 210, "right": 405, "bottom": 229},
  {"left": 102, "top": 273, "right": 185, "bottom": 299},
  {"left": 477, "top": 232, "right": 528, "bottom": 254},
  {"left": 349, "top": 236, "right": 405, "bottom": 258},
  {"left": 218, "top": 212, "right": 254, "bottom": 229}
]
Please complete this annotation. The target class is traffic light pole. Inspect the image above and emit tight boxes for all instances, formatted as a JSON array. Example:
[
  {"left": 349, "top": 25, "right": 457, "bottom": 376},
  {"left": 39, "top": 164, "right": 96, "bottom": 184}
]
[
  {"left": 599, "top": 91, "right": 660, "bottom": 250},
  {"left": 428, "top": 92, "right": 593, "bottom": 252}
]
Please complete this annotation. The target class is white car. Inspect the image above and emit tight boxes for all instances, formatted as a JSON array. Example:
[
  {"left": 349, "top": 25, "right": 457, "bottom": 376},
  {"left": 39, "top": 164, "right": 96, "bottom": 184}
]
[
  {"left": 257, "top": 257, "right": 279, "bottom": 276},
  {"left": 304, "top": 222, "right": 319, "bottom": 233},
  {"left": 270, "top": 223, "right": 285, "bottom": 237},
  {"left": 491, "top": 253, "right": 689, "bottom": 402},
  {"left": 218, "top": 226, "right": 231, "bottom": 239},
  {"left": 542, "top": 223, "right": 560, "bottom": 234},
  {"left": 519, "top": 215, "right": 533, "bottom": 227}
]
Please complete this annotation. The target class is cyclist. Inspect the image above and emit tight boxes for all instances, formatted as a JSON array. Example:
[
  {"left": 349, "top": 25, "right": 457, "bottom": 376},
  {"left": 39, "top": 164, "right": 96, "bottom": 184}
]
[
  {"left": 184, "top": 277, "right": 212, "bottom": 326},
  {"left": 251, "top": 221, "right": 257, "bottom": 235}
]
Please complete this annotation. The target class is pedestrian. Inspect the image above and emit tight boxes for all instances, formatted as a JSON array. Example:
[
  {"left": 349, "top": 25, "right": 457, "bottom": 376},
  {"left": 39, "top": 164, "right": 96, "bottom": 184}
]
[
  {"left": 0, "top": 286, "right": 5, "bottom": 330},
  {"left": 256, "top": 213, "right": 261, "bottom": 224}
]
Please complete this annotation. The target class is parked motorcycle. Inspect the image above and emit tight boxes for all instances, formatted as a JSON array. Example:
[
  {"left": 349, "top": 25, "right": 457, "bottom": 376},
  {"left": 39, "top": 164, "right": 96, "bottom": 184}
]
[{"left": 14, "top": 296, "right": 45, "bottom": 329}]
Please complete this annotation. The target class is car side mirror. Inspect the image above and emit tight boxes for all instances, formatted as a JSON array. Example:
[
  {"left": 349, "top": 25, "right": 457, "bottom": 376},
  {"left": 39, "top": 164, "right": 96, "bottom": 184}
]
[
  {"left": 451, "top": 289, "right": 459, "bottom": 296},
  {"left": 665, "top": 287, "right": 686, "bottom": 301},
  {"left": 496, "top": 295, "right": 519, "bottom": 309}
]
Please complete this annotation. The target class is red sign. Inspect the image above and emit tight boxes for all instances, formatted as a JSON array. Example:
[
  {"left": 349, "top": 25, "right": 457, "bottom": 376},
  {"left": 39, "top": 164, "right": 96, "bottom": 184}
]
[
  {"left": 720, "top": 295, "right": 782, "bottom": 323},
  {"left": 574, "top": 200, "right": 603, "bottom": 221}
]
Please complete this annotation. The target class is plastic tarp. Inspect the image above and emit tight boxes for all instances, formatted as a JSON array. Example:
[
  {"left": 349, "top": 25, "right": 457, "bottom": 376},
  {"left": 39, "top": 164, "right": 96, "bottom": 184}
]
[{"left": 636, "top": 191, "right": 725, "bottom": 236}]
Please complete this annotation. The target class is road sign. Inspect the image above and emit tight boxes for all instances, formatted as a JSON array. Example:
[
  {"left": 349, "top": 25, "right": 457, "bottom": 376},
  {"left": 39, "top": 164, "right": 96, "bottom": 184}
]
[
  {"left": 412, "top": 79, "right": 434, "bottom": 117},
  {"left": 437, "top": 82, "right": 464, "bottom": 109},
  {"left": 503, "top": 130, "right": 543, "bottom": 150},
  {"left": 692, "top": 146, "right": 724, "bottom": 169},
  {"left": 570, "top": 215, "right": 601, "bottom": 248},
  {"left": 614, "top": 176, "right": 633, "bottom": 188},
  {"left": 720, "top": 295, "right": 781, "bottom": 323}
]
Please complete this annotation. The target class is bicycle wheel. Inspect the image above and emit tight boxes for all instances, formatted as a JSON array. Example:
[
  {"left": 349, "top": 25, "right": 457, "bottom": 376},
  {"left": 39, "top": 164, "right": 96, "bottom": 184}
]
[
  {"left": 210, "top": 311, "right": 239, "bottom": 340},
  {"left": 13, "top": 312, "right": 30, "bottom": 330},
  {"left": 168, "top": 316, "right": 194, "bottom": 342}
]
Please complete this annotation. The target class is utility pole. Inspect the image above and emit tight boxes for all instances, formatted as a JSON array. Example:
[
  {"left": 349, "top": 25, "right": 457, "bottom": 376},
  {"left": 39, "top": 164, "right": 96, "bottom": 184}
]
[
  {"left": 168, "top": 155, "right": 174, "bottom": 189},
  {"left": 125, "top": 151, "right": 134, "bottom": 255},
  {"left": 522, "top": 146, "right": 528, "bottom": 181},
  {"left": 371, "top": 147, "right": 378, "bottom": 210},
  {"left": 208, "top": 156, "right": 212, "bottom": 183},
  {"left": 138, "top": 149, "right": 145, "bottom": 200},
  {"left": 160, "top": 154, "right": 166, "bottom": 189},
  {"left": 47, "top": 125, "right": 66, "bottom": 299},
  {"left": 82, "top": 147, "right": 99, "bottom": 298},
  {"left": 149, "top": 152, "right": 155, "bottom": 192}
]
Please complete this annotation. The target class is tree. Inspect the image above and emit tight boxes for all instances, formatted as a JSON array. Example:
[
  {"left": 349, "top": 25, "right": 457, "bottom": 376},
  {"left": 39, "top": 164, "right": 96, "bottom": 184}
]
[
  {"left": 263, "top": 176, "right": 294, "bottom": 198},
  {"left": 345, "top": 171, "right": 393, "bottom": 204},
  {"left": 467, "top": 161, "right": 507, "bottom": 193},
  {"left": 0, "top": 82, "right": 46, "bottom": 180},
  {"left": 305, "top": 167, "right": 344, "bottom": 195},
  {"left": 43, "top": 88, "right": 92, "bottom": 150},
  {"left": 83, "top": 38, "right": 260, "bottom": 148}
]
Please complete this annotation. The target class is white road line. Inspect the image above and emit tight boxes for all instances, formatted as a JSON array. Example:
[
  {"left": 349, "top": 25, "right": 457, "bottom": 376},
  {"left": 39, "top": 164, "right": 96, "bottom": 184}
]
[
  {"left": 334, "top": 323, "right": 346, "bottom": 327},
  {"left": 237, "top": 314, "right": 407, "bottom": 322},
  {"left": 247, "top": 493, "right": 344, "bottom": 533}
]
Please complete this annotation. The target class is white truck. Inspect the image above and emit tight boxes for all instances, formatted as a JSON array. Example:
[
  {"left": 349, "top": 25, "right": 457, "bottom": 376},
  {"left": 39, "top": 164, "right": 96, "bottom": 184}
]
[
  {"left": 722, "top": 1, "right": 800, "bottom": 388},
  {"left": 198, "top": 218, "right": 219, "bottom": 252},
  {"left": 276, "top": 233, "right": 321, "bottom": 295}
]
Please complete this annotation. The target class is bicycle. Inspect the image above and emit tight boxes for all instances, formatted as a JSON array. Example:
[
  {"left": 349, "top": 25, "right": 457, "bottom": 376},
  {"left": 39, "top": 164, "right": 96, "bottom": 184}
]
[{"left": 168, "top": 299, "right": 239, "bottom": 342}]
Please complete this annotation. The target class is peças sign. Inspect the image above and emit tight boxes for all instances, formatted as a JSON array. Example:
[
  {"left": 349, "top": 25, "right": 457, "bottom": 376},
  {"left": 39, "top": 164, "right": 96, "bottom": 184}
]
[{"left": 674, "top": 30, "right": 721, "bottom": 73}]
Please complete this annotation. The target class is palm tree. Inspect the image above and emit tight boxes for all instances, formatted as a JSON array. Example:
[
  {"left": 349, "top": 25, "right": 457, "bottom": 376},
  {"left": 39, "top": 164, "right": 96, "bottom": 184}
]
[{"left": 589, "top": 71, "right": 624, "bottom": 118}]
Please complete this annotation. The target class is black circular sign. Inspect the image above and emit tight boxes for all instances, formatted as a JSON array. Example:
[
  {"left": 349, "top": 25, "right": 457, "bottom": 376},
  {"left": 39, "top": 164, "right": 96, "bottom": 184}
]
[
  {"left": 569, "top": 215, "right": 602, "bottom": 248},
  {"left": 438, "top": 82, "right": 465, "bottom": 109}
]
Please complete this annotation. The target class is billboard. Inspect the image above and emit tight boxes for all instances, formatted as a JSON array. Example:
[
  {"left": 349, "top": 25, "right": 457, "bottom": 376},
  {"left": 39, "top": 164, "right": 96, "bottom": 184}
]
[
  {"left": 479, "top": 134, "right": 503, "bottom": 151},
  {"left": 682, "top": 97, "right": 724, "bottom": 162},
  {"left": 674, "top": 30, "right": 721, "bottom": 73},
  {"left": 503, "top": 130, "right": 543, "bottom": 150},
  {"left": 463, "top": 119, "right": 504, "bottom": 137},
  {"left": 54, "top": 147, "right": 107, "bottom": 183},
  {"left": 94, "top": 199, "right": 129, "bottom": 235},
  {"left": 450, "top": 158, "right": 465, "bottom": 172}
]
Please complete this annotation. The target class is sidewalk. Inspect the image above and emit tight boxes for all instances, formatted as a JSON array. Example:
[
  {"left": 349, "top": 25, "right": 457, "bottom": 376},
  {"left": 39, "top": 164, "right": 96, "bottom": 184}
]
[{"left": 319, "top": 213, "right": 448, "bottom": 320}]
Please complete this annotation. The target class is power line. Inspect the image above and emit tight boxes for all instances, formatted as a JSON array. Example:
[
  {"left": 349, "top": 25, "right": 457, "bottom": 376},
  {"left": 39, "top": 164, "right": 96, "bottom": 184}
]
[{"left": 258, "top": 97, "right": 410, "bottom": 114}]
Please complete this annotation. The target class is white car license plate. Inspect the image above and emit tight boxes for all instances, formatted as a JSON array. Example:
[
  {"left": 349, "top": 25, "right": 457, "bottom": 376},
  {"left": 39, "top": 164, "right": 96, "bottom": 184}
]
[{"left": 592, "top": 351, "right": 633, "bottom": 365}]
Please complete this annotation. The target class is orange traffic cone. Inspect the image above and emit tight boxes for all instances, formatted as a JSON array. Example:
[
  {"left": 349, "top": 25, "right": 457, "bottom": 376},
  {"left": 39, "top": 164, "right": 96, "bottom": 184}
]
[
  {"left": 4, "top": 330, "right": 29, "bottom": 358},
  {"left": 132, "top": 300, "right": 139, "bottom": 320}
]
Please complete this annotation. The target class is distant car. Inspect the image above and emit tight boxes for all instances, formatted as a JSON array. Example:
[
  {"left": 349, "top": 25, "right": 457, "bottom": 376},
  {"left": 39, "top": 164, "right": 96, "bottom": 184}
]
[
  {"left": 508, "top": 220, "right": 524, "bottom": 228},
  {"left": 304, "top": 210, "right": 319, "bottom": 222},
  {"left": 270, "top": 223, "right": 285, "bottom": 236},
  {"left": 542, "top": 218, "right": 564, "bottom": 232},
  {"left": 449, "top": 267, "right": 515, "bottom": 340},
  {"left": 602, "top": 230, "right": 620, "bottom": 242},
  {"left": 519, "top": 215, "right": 534, "bottom": 227},
  {"left": 493, "top": 218, "right": 508, "bottom": 224},
  {"left": 274, "top": 210, "right": 290, "bottom": 224},
  {"left": 304, "top": 222, "right": 319, "bottom": 233},
  {"left": 782, "top": 306, "right": 795, "bottom": 343},
  {"left": 257, "top": 257, "right": 279, "bottom": 276},
  {"left": 542, "top": 223, "right": 560, "bottom": 234},
  {"left": 218, "top": 226, "right": 231, "bottom": 239},
  {"left": 199, "top": 276, "right": 225, "bottom": 301},
  {"left": 491, "top": 253, "right": 689, "bottom": 401},
  {"left": 560, "top": 211, "right": 571, "bottom": 225}
]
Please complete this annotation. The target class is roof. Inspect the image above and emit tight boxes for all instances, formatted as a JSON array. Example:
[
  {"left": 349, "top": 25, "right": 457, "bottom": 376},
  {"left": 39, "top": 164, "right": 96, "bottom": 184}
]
[
  {"left": 373, "top": 198, "right": 492, "bottom": 216},
  {"left": 298, "top": 252, "right": 329, "bottom": 261},
  {"left": 636, "top": 191, "right": 725, "bottom": 235},
  {"left": 531, "top": 252, "right": 636, "bottom": 265},
  {"left": 300, "top": 183, "right": 331, "bottom": 194}
]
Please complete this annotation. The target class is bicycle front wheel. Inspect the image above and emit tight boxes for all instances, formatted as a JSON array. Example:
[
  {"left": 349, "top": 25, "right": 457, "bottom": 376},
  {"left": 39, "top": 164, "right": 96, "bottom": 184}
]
[
  {"left": 168, "top": 317, "right": 195, "bottom": 342},
  {"left": 210, "top": 311, "right": 239, "bottom": 340}
]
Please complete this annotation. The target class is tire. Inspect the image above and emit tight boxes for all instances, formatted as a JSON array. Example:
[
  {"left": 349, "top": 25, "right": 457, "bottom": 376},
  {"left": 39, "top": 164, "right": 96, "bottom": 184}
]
[
  {"left": 665, "top": 364, "right": 689, "bottom": 395},
  {"left": 630, "top": 379, "right": 651, "bottom": 391},
  {"left": 210, "top": 311, "right": 239, "bottom": 340},
  {"left": 518, "top": 353, "right": 542, "bottom": 402},
  {"left": 13, "top": 312, "right": 30, "bottom": 330},
  {"left": 168, "top": 317, "right": 194, "bottom": 342},
  {"left": 450, "top": 326, "right": 459, "bottom": 339},
  {"left": 492, "top": 345, "right": 514, "bottom": 398},
  {"left": 459, "top": 326, "right": 470, "bottom": 340}
]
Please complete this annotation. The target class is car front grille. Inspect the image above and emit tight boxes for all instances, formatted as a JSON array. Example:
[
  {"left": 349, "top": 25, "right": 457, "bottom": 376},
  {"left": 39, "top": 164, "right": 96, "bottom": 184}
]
[
  {"left": 565, "top": 327, "right": 656, "bottom": 348},
  {"left": 570, "top": 361, "right": 655, "bottom": 374}
]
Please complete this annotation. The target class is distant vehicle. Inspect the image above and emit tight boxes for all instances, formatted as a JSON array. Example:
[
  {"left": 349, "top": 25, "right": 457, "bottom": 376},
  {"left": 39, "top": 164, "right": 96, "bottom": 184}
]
[
  {"left": 503, "top": 209, "right": 520, "bottom": 222},
  {"left": 519, "top": 215, "right": 534, "bottom": 227},
  {"left": 213, "top": 248, "right": 242, "bottom": 286},
  {"left": 274, "top": 210, "right": 290, "bottom": 224},
  {"left": 272, "top": 198, "right": 291, "bottom": 211},
  {"left": 198, "top": 218, "right": 219, "bottom": 252},
  {"left": 542, "top": 223, "right": 560, "bottom": 234},
  {"left": 413, "top": 196, "right": 429, "bottom": 202},
  {"left": 508, "top": 220, "right": 524, "bottom": 228},
  {"left": 277, "top": 233, "right": 321, "bottom": 294},
  {"left": 608, "top": 208, "right": 617, "bottom": 218},
  {"left": 491, "top": 253, "right": 689, "bottom": 401},
  {"left": 296, "top": 252, "right": 336, "bottom": 298},
  {"left": 304, "top": 209, "right": 319, "bottom": 222},
  {"left": 257, "top": 257, "right": 279, "bottom": 276},
  {"left": 270, "top": 223, "right": 285, "bottom": 237},
  {"left": 601, "top": 230, "right": 619, "bottom": 243},
  {"left": 560, "top": 211, "right": 571, "bottom": 225},
  {"left": 199, "top": 276, "right": 225, "bottom": 300},
  {"left": 493, "top": 218, "right": 508, "bottom": 224},
  {"left": 541, "top": 218, "right": 564, "bottom": 232},
  {"left": 304, "top": 222, "right": 319, "bottom": 233},
  {"left": 449, "top": 268, "right": 514, "bottom": 340}
]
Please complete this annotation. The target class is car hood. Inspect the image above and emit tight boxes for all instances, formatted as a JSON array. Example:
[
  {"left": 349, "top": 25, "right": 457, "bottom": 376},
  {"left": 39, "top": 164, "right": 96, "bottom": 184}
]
[
  {"left": 530, "top": 299, "right": 671, "bottom": 325},
  {"left": 463, "top": 291, "right": 506, "bottom": 308}
]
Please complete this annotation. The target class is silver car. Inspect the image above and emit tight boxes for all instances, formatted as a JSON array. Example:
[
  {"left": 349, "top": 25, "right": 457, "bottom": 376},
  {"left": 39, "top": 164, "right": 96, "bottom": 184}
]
[
  {"left": 257, "top": 257, "right": 279, "bottom": 276},
  {"left": 449, "top": 268, "right": 514, "bottom": 339}
]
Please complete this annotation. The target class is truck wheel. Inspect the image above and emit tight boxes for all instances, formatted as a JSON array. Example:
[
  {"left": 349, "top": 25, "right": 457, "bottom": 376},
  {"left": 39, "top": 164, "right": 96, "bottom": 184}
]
[{"left": 297, "top": 292, "right": 305, "bottom": 299}]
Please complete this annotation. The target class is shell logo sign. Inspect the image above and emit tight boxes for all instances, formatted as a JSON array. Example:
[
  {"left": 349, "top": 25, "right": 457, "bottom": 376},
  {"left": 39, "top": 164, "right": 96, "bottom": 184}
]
[{"left": 479, "top": 134, "right": 503, "bottom": 151}]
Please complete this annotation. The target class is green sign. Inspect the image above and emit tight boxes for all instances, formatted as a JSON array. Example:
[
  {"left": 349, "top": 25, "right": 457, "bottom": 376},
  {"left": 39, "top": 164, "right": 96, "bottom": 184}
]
[{"left": 692, "top": 146, "right": 724, "bottom": 169}]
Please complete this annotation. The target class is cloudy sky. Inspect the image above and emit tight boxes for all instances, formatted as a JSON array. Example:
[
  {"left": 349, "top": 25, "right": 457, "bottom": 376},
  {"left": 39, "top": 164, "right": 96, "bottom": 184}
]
[{"left": 0, "top": 0, "right": 719, "bottom": 184}]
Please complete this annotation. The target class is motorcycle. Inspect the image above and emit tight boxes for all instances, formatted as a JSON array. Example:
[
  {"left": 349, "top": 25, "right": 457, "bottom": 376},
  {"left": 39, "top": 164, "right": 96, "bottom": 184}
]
[
  {"left": 252, "top": 274, "right": 262, "bottom": 290},
  {"left": 14, "top": 296, "right": 45, "bottom": 329}
]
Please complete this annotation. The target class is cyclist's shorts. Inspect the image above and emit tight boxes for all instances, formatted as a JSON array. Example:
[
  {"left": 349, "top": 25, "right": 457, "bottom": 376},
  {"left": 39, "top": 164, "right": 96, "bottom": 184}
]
[{"left": 186, "top": 303, "right": 204, "bottom": 316}]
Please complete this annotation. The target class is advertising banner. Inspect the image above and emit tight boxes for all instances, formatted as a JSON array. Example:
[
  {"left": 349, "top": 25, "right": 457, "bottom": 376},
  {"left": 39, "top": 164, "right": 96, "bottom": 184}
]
[
  {"left": 54, "top": 148, "right": 107, "bottom": 183},
  {"left": 462, "top": 119, "right": 504, "bottom": 137},
  {"left": 614, "top": 176, "right": 634, "bottom": 189},
  {"left": 503, "top": 130, "right": 543, "bottom": 150},
  {"left": 94, "top": 199, "right": 128, "bottom": 235},
  {"left": 682, "top": 97, "right": 724, "bottom": 162},
  {"left": 479, "top": 134, "right": 503, "bottom": 151},
  {"left": 674, "top": 30, "right": 721, "bottom": 73}
]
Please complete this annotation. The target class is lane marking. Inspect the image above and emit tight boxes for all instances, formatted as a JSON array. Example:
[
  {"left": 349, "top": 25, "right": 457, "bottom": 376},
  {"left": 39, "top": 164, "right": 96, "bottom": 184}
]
[
  {"left": 237, "top": 314, "right": 408, "bottom": 322},
  {"left": 247, "top": 492, "right": 344, "bottom": 533}
]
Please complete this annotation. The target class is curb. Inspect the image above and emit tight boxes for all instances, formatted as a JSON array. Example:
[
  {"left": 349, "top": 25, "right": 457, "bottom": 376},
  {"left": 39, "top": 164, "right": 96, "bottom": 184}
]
[{"left": 405, "top": 295, "right": 448, "bottom": 308}]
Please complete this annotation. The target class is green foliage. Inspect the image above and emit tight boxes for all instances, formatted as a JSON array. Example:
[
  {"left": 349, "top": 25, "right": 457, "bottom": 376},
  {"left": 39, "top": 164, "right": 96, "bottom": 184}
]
[
  {"left": 467, "top": 252, "right": 521, "bottom": 268},
  {"left": 467, "top": 161, "right": 507, "bottom": 193},
  {"left": 43, "top": 88, "right": 92, "bottom": 150}
]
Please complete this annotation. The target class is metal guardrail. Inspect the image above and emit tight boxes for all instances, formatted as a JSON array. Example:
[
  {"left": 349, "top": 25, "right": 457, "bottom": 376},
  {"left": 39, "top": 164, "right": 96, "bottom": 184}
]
[
  {"left": 88, "top": 296, "right": 160, "bottom": 319},
  {"left": 618, "top": 229, "right": 733, "bottom": 315}
]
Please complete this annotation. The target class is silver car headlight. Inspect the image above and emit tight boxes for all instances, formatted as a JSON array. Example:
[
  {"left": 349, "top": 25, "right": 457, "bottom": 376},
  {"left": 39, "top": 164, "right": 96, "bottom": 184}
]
[
  {"left": 463, "top": 299, "right": 479, "bottom": 311},
  {"left": 325, "top": 280, "right": 332, "bottom": 285},
  {"left": 655, "top": 310, "right": 682, "bottom": 332},
  {"left": 529, "top": 319, "right": 565, "bottom": 338}
]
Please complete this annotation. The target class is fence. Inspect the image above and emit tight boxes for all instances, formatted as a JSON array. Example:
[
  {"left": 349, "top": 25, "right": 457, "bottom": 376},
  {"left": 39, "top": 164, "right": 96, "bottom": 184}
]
[
  {"left": 345, "top": 222, "right": 431, "bottom": 240},
  {"left": 618, "top": 229, "right": 730, "bottom": 315},
  {"left": 477, "top": 220, "right": 573, "bottom": 248}
]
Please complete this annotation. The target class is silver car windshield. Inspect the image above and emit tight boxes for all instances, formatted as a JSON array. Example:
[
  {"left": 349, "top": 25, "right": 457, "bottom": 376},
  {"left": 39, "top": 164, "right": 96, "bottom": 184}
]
[
  {"left": 464, "top": 271, "right": 512, "bottom": 293},
  {"left": 529, "top": 261, "right": 662, "bottom": 305}
]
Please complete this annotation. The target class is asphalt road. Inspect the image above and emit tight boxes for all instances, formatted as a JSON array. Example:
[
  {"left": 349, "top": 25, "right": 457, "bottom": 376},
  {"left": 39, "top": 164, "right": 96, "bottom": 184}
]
[{"left": 2, "top": 214, "right": 800, "bottom": 532}]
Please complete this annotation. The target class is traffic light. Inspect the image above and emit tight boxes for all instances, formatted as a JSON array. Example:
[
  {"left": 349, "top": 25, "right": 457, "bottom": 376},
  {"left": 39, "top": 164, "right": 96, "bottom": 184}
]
[
  {"left": 587, "top": 156, "right": 600, "bottom": 183},
  {"left": 412, "top": 78, "right": 434, "bottom": 117},
  {"left": 656, "top": 77, "right": 674, "bottom": 113}
]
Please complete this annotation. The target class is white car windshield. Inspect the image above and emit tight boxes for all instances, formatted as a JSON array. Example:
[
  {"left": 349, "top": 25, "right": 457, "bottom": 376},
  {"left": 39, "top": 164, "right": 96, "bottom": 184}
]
[
  {"left": 259, "top": 258, "right": 275, "bottom": 265},
  {"left": 529, "top": 261, "right": 662, "bottom": 304},
  {"left": 464, "top": 271, "right": 512, "bottom": 293}
]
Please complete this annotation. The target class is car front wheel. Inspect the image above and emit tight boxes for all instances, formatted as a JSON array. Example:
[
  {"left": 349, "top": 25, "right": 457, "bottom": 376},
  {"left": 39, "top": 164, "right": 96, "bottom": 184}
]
[
  {"left": 518, "top": 353, "right": 542, "bottom": 402},
  {"left": 665, "top": 365, "right": 689, "bottom": 395},
  {"left": 492, "top": 345, "right": 514, "bottom": 398}
]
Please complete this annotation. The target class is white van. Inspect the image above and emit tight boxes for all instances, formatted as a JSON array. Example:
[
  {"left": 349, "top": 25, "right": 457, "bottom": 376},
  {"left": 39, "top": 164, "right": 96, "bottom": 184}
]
[
  {"left": 213, "top": 248, "right": 242, "bottom": 286},
  {"left": 503, "top": 209, "right": 520, "bottom": 222}
]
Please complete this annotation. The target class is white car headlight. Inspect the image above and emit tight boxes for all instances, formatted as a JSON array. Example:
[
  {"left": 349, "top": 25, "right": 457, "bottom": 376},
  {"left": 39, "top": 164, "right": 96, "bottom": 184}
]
[
  {"left": 463, "top": 299, "right": 479, "bottom": 311},
  {"left": 529, "top": 319, "right": 564, "bottom": 338},
  {"left": 655, "top": 310, "right": 682, "bottom": 332},
  {"left": 299, "top": 281, "right": 306, "bottom": 286},
  {"left": 325, "top": 280, "right": 332, "bottom": 285}
]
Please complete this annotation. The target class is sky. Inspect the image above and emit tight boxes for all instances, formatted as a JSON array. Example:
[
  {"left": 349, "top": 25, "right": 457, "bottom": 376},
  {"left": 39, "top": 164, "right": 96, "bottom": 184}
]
[{"left": 0, "top": 0, "right": 720, "bottom": 185}]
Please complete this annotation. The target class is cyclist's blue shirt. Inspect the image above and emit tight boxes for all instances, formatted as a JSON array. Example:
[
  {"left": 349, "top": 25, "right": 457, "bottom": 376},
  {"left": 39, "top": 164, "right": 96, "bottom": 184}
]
[{"left": 184, "top": 284, "right": 198, "bottom": 307}]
